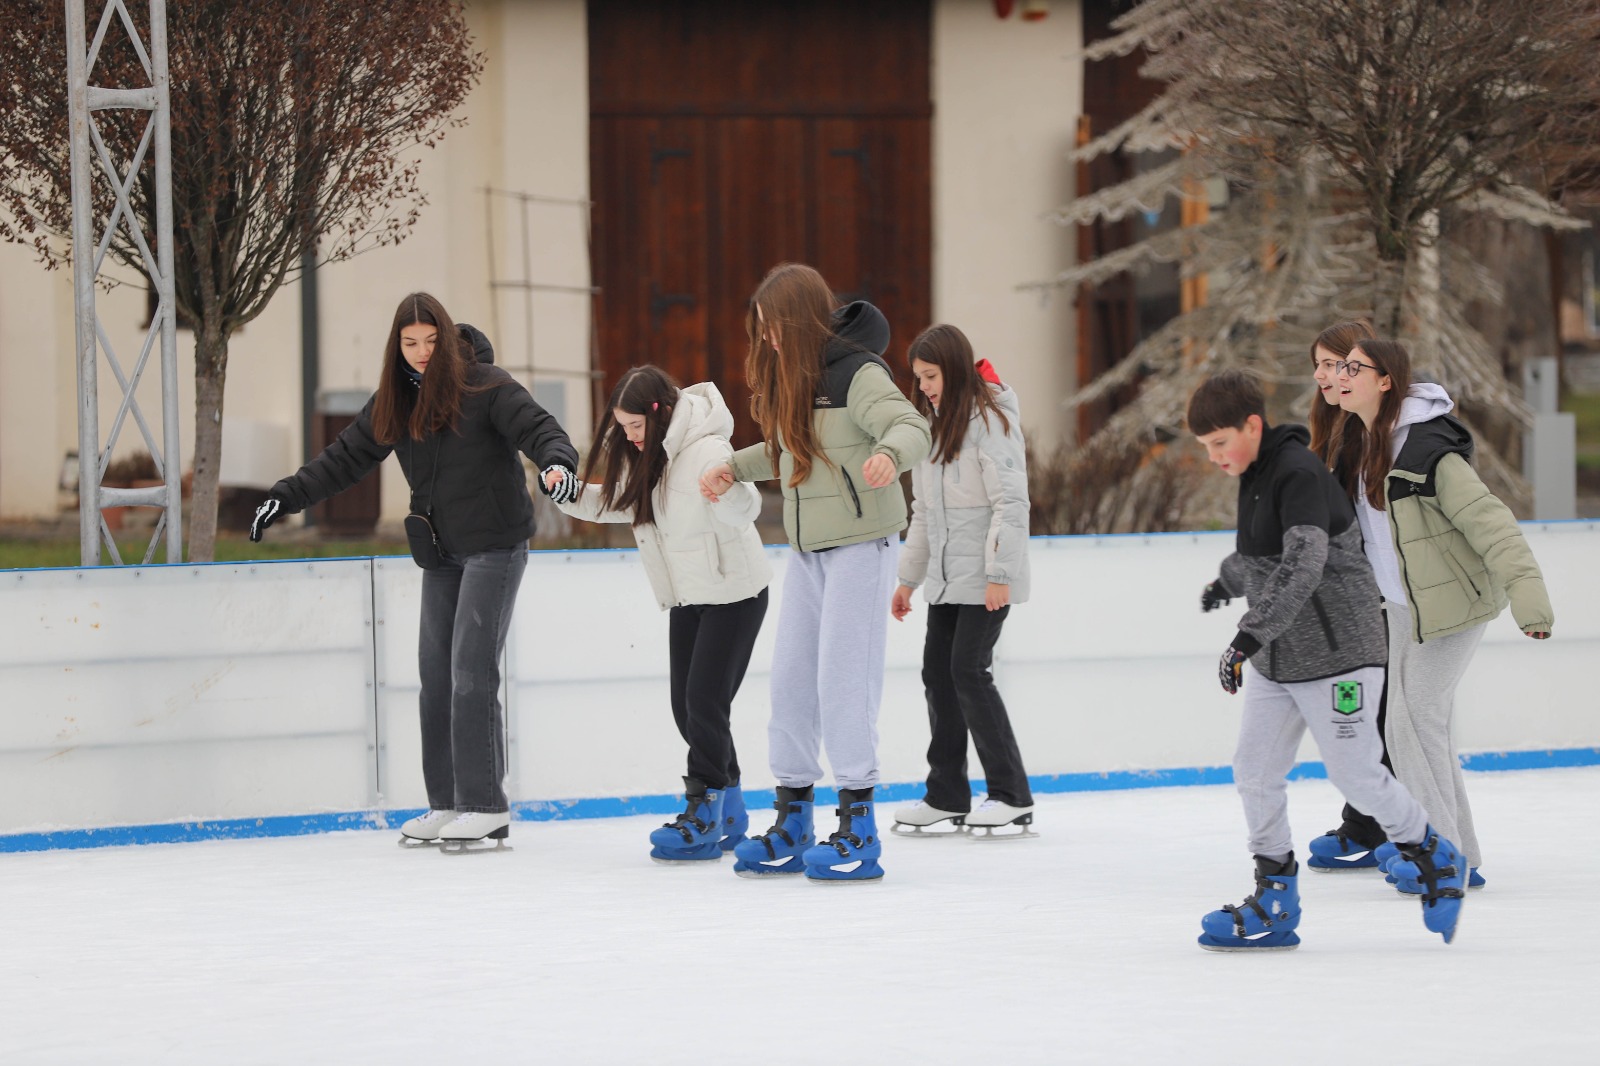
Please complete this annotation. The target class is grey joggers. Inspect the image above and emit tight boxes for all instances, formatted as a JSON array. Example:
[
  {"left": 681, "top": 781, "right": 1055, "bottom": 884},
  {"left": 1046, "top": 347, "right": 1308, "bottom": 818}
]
[{"left": 767, "top": 537, "right": 899, "bottom": 790}]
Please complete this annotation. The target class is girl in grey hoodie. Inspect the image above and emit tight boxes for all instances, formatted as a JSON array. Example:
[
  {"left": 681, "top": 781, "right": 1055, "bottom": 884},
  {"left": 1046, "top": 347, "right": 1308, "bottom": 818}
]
[{"left": 891, "top": 324, "right": 1036, "bottom": 838}]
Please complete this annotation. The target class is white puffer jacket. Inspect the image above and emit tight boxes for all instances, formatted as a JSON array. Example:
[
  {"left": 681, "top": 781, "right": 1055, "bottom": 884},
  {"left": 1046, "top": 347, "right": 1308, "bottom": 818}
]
[
  {"left": 559, "top": 383, "right": 772, "bottom": 610},
  {"left": 899, "top": 383, "right": 1030, "bottom": 604}
]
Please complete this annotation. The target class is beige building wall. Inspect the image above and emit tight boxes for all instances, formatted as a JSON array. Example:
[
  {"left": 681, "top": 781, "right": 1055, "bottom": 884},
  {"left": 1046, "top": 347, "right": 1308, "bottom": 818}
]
[
  {"left": 0, "top": 0, "right": 1081, "bottom": 521},
  {"left": 933, "top": 0, "right": 1080, "bottom": 449}
]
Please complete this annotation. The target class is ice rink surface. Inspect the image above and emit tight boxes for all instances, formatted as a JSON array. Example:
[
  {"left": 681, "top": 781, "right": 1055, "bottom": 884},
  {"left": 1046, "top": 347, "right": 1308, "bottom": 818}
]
[{"left": 4, "top": 768, "right": 1597, "bottom": 1065}]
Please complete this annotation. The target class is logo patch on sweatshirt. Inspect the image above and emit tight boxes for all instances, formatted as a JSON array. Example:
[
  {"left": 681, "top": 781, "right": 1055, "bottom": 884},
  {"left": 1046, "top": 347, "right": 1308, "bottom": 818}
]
[{"left": 1332, "top": 681, "right": 1363, "bottom": 716}]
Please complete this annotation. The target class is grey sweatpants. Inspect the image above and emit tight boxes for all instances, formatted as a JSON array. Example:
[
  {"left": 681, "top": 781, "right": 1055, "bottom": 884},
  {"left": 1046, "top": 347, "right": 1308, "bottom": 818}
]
[
  {"left": 1235, "top": 664, "right": 1428, "bottom": 861},
  {"left": 768, "top": 537, "right": 899, "bottom": 791},
  {"left": 1384, "top": 604, "right": 1486, "bottom": 867}
]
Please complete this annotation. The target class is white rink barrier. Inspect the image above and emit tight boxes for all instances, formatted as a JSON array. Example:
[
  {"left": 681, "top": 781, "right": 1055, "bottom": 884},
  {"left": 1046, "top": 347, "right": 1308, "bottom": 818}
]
[{"left": 3, "top": 523, "right": 1597, "bottom": 850}]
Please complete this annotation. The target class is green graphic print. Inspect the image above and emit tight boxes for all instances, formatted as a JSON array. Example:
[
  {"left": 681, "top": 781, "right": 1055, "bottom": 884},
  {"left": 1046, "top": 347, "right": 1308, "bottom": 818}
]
[{"left": 1332, "top": 681, "right": 1363, "bottom": 716}]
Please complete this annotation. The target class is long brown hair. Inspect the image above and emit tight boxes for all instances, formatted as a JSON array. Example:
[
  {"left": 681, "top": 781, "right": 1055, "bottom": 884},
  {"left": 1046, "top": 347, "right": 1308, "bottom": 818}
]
[
  {"left": 370, "top": 293, "right": 474, "bottom": 444},
  {"left": 909, "top": 324, "right": 1011, "bottom": 463},
  {"left": 744, "top": 263, "right": 838, "bottom": 488},
  {"left": 581, "top": 366, "right": 680, "bottom": 527},
  {"left": 1308, "top": 321, "right": 1375, "bottom": 462},
  {"left": 1329, "top": 338, "right": 1412, "bottom": 510}
]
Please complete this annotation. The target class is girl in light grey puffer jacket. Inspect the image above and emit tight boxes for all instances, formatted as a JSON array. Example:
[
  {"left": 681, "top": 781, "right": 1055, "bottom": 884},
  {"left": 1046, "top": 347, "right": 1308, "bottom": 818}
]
[{"left": 892, "top": 325, "right": 1036, "bottom": 838}]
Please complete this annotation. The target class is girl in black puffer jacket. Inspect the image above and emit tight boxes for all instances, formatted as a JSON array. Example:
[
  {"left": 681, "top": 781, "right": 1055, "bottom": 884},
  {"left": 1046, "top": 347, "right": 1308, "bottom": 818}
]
[{"left": 250, "top": 293, "right": 578, "bottom": 850}]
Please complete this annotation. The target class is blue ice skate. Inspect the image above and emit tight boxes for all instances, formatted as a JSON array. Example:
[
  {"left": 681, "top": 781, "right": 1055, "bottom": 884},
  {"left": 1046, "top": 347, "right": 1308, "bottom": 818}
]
[
  {"left": 649, "top": 778, "right": 725, "bottom": 864},
  {"left": 1198, "top": 855, "right": 1301, "bottom": 952},
  {"left": 718, "top": 782, "right": 750, "bottom": 853},
  {"left": 1374, "top": 840, "right": 1401, "bottom": 883},
  {"left": 1390, "top": 826, "right": 1467, "bottom": 943},
  {"left": 732, "top": 786, "right": 813, "bottom": 878},
  {"left": 802, "top": 787, "right": 884, "bottom": 884},
  {"left": 1395, "top": 866, "right": 1485, "bottom": 894},
  {"left": 1307, "top": 828, "right": 1383, "bottom": 872}
]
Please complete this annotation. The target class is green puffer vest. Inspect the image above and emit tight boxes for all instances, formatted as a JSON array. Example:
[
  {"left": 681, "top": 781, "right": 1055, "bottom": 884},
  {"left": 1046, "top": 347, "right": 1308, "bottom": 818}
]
[
  {"left": 1385, "top": 416, "right": 1553, "bottom": 643},
  {"left": 730, "top": 302, "right": 931, "bottom": 552}
]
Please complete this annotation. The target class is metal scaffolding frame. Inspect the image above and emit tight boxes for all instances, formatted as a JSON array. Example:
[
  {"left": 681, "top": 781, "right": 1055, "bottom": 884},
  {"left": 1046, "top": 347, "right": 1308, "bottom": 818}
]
[{"left": 66, "top": 0, "right": 180, "bottom": 566}]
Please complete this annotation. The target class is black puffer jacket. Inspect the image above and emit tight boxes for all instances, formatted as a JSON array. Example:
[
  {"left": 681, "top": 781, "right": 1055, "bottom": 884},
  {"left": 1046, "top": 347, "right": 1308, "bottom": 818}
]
[
  {"left": 269, "top": 324, "right": 578, "bottom": 555},
  {"left": 1215, "top": 423, "right": 1388, "bottom": 683}
]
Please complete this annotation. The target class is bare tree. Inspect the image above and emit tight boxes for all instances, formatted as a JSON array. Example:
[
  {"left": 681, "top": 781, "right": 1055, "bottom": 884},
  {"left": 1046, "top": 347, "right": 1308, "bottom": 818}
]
[
  {"left": 1040, "top": 0, "right": 1600, "bottom": 520},
  {"left": 0, "top": 1, "right": 482, "bottom": 559}
]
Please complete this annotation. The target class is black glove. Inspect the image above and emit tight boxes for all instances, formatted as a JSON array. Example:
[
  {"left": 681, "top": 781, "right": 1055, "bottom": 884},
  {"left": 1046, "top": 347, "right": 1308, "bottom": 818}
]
[
  {"left": 249, "top": 494, "right": 286, "bottom": 542},
  {"left": 540, "top": 465, "right": 580, "bottom": 505},
  {"left": 1219, "top": 646, "right": 1247, "bottom": 695},
  {"left": 1201, "top": 580, "right": 1232, "bottom": 612}
]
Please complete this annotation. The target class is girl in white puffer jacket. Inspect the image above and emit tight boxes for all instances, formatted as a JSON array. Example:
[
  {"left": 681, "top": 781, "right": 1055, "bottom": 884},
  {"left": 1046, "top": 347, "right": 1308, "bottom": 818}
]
[
  {"left": 559, "top": 366, "right": 772, "bottom": 863},
  {"left": 891, "top": 325, "right": 1036, "bottom": 839}
]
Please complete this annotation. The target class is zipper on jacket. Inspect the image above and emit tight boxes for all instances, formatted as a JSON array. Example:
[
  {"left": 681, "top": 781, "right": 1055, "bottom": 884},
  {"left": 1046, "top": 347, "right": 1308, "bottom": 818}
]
[
  {"left": 793, "top": 484, "right": 803, "bottom": 552},
  {"left": 841, "top": 469, "right": 864, "bottom": 518},
  {"left": 1310, "top": 592, "right": 1340, "bottom": 651},
  {"left": 1389, "top": 476, "right": 1425, "bottom": 644}
]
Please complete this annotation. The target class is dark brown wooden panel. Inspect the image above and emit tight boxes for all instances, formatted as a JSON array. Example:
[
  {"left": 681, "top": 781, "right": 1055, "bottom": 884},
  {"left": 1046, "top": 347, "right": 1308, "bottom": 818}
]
[{"left": 590, "top": 0, "right": 931, "bottom": 116}]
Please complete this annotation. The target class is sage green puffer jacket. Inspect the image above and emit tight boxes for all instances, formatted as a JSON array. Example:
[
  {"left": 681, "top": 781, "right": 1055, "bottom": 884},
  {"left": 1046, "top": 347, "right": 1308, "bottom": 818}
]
[
  {"left": 730, "top": 302, "right": 931, "bottom": 552},
  {"left": 1385, "top": 415, "right": 1553, "bottom": 643}
]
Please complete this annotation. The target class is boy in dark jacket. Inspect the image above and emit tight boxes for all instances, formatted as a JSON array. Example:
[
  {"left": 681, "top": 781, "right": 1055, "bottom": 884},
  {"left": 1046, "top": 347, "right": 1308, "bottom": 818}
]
[{"left": 1187, "top": 370, "right": 1467, "bottom": 950}]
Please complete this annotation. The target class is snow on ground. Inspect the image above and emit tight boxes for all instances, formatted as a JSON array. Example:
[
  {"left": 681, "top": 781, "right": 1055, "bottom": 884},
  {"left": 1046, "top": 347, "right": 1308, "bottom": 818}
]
[{"left": 4, "top": 768, "right": 1597, "bottom": 1064}]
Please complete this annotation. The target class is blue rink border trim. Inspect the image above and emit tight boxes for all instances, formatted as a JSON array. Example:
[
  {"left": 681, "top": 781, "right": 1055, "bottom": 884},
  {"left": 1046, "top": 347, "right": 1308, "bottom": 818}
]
[{"left": 4, "top": 746, "right": 1597, "bottom": 854}]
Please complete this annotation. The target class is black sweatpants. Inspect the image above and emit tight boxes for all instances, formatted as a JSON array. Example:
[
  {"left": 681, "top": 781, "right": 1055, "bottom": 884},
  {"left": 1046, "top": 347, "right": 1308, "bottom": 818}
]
[
  {"left": 668, "top": 588, "right": 769, "bottom": 790},
  {"left": 921, "top": 603, "right": 1033, "bottom": 811}
]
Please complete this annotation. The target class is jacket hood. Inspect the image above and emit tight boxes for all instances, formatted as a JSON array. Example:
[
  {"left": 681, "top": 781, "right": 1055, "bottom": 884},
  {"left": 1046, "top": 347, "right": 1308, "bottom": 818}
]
[
  {"left": 458, "top": 323, "right": 495, "bottom": 365},
  {"left": 1393, "top": 411, "right": 1473, "bottom": 477},
  {"left": 986, "top": 381, "right": 1020, "bottom": 423},
  {"left": 1396, "top": 381, "right": 1453, "bottom": 430},
  {"left": 662, "top": 381, "right": 734, "bottom": 459},
  {"left": 825, "top": 301, "right": 890, "bottom": 366},
  {"left": 975, "top": 358, "right": 1002, "bottom": 386},
  {"left": 1249, "top": 422, "right": 1310, "bottom": 473}
]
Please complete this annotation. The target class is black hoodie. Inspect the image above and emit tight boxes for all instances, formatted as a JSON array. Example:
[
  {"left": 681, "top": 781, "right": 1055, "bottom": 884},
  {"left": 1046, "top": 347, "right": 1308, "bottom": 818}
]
[{"left": 268, "top": 324, "right": 578, "bottom": 555}]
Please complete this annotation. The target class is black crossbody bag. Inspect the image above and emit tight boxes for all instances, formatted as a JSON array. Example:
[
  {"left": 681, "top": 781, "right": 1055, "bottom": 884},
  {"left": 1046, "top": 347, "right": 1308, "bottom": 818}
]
[{"left": 403, "top": 438, "right": 443, "bottom": 570}]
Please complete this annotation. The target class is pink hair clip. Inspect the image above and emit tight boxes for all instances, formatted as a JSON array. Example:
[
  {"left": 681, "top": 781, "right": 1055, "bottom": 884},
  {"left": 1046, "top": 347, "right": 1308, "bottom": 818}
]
[{"left": 651, "top": 402, "right": 659, "bottom": 411}]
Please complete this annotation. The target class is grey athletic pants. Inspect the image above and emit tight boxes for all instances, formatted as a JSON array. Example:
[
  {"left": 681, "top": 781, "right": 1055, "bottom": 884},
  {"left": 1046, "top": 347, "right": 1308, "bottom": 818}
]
[
  {"left": 767, "top": 537, "right": 899, "bottom": 791},
  {"left": 1384, "top": 604, "right": 1486, "bottom": 867},
  {"left": 1234, "top": 664, "right": 1428, "bottom": 862}
]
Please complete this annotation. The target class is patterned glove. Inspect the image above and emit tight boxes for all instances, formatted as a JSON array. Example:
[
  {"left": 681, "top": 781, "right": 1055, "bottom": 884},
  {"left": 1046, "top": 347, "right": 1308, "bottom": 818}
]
[
  {"left": 1219, "top": 646, "right": 1247, "bottom": 695},
  {"left": 541, "top": 465, "right": 580, "bottom": 505},
  {"left": 1200, "top": 580, "right": 1232, "bottom": 612},
  {"left": 249, "top": 494, "right": 285, "bottom": 542}
]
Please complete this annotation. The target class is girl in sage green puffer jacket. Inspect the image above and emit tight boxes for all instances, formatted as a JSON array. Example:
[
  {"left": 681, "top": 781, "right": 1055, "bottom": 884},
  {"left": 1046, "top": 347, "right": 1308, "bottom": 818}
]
[{"left": 1335, "top": 338, "right": 1552, "bottom": 879}]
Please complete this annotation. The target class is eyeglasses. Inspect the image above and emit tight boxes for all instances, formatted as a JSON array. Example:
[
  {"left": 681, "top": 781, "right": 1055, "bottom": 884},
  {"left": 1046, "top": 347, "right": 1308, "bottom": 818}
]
[{"left": 1335, "top": 359, "right": 1382, "bottom": 378}]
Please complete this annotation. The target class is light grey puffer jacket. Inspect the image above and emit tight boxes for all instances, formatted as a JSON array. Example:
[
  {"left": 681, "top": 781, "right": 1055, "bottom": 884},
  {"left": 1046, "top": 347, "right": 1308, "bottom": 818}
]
[{"left": 898, "top": 383, "right": 1030, "bottom": 604}]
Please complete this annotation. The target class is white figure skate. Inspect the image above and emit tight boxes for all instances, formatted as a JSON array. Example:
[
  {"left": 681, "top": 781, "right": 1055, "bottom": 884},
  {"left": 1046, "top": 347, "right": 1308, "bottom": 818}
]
[
  {"left": 398, "top": 809, "right": 457, "bottom": 848},
  {"left": 890, "top": 801, "right": 968, "bottom": 838},
  {"left": 965, "top": 798, "right": 1037, "bottom": 840},
  {"left": 438, "top": 811, "right": 512, "bottom": 854}
]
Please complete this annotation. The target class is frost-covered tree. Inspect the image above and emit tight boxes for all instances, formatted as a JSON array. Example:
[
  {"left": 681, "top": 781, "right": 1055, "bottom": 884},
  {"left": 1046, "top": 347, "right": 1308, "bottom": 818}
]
[{"left": 1039, "top": 0, "right": 1600, "bottom": 521}]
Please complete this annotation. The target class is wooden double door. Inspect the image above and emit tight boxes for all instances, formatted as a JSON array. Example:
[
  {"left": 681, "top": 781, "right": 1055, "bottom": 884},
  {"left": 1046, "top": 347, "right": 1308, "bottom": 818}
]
[{"left": 589, "top": 0, "right": 932, "bottom": 447}]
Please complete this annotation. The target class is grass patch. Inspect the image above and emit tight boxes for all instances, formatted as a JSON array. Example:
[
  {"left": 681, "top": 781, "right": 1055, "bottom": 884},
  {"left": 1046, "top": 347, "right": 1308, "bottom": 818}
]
[
  {"left": 1564, "top": 391, "right": 1600, "bottom": 443},
  {"left": 0, "top": 534, "right": 410, "bottom": 571}
]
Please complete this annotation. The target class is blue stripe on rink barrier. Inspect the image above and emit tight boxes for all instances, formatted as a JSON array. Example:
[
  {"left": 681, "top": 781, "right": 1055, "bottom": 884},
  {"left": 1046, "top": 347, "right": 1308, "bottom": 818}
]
[{"left": 4, "top": 746, "right": 1597, "bottom": 853}]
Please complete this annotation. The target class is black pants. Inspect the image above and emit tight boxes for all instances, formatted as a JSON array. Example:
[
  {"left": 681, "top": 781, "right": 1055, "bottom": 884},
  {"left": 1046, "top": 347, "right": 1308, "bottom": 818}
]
[
  {"left": 922, "top": 603, "right": 1032, "bottom": 811},
  {"left": 1337, "top": 676, "right": 1393, "bottom": 848},
  {"left": 668, "top": 588, "right": 769, "bottom": 790}
]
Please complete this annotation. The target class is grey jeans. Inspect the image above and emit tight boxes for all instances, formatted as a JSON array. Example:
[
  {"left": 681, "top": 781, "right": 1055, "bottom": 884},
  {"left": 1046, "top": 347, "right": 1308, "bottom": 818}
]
[{"left": 418, "top": 546, "right": 527, "bottom": 813}]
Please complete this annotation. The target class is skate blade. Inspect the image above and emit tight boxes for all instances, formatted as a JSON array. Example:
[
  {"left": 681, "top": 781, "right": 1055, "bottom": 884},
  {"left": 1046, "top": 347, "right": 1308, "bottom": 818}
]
[
  {"left": 733, "top": 867, "right": 804, "bottom": 879},
  {"left": 967, "top": 826, "right": 1039, "bottom": 841},
  {"left": 398, "top": 836, "right": 443, "bottom": 849},
  {"left": 1307, "top": 862, "right": 1378, "bottom": 873},
  {"left": 438, "top": 839, "right": 512, "bottom": 855},
  {"left": 1198, "top": 940, "right": 1299, "bottom": 952},
  {"left": 890, "top": 822, "right": 966, "bottom": 838}
]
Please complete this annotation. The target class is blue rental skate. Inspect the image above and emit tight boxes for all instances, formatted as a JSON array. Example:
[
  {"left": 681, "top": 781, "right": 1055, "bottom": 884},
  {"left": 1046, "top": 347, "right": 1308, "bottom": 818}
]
[
  {"left": 718, "top": 782, "right": 749, "bottom": 853},
  {"left": 649, "top": 778, "right": 725, "bottom": 864},
  {"left": 1307, "top": 828, "right": 1383, "bottom": 872},
  {"left": 1395, "top": 865, "right": 1485, "bottom": 894},
  {"left": 1389, "top": 826, "right": 1467, "bottom": 943},
  {"left": 1374, "top": 840, "right": 1401, "bottom": 884},
  {"left": 802, "top": 787, "right": 884, "bottom": 885},
  {"left": 1198, "top": 855, "right": 1301, "bottom": 951},
  {"left": 732, "top": 786, "right": 814, "bottom": 878}
]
